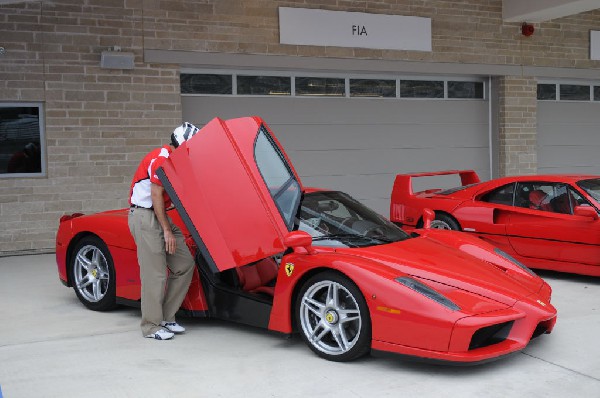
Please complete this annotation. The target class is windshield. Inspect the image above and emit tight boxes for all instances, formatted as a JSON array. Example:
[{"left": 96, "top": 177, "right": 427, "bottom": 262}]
[
  {"left": 297, "top": 191, "right": 409, "bottom": 248},
  {"left": 577, "top": 178, "right": 600, "bottom": 202}
]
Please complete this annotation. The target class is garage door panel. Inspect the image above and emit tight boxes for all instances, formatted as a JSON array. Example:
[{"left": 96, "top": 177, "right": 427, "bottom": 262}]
[
  {"left": 538, "top": 102, "right": 600, "bottom": 174},
  {"left": 538, "top": 165, "right": 600, "bottom": 174},
  {"left": 538, "top": 124, "right": 600, "bottom": 146},
  {"left": 538, "top": 145, "right": 600, "bottom": 169},
  {"left": 538, "top": 102, "right": 600, "bottom": 123},
  {"left": 301, "top": 174, "right": 395, "bottom": 214},
  {"left": 184, "top": 96, "right": 488, "bottom": 126},
  {"left": 276, "top": 123, "right": 489, "bottom": 151},
  {"left": 289, "top": 147, "right": 489, "bottom": 177}
]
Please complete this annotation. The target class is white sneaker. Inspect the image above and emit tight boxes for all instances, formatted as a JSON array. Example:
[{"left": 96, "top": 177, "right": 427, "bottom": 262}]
[
  {"left": 145, "top": 328, "right": 174, "bottom": 340},
  {"left": 161, "top": 321, "right": 185, "bottom": 334}
]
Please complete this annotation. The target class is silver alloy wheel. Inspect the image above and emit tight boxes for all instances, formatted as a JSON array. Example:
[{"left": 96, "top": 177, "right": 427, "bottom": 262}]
[
  {"left": 299, "top": 280, "right": 362, "bottom": 356},
  {"left": 73, "top": 244, "right": 110, "bottom": 303},
  {"left": 430, "top": 219, "right": 452, "bottom": 229}
]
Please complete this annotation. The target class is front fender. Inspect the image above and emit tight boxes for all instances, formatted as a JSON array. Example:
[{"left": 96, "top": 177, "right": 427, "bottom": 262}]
[
  {"left": 267, "top": 249, "right": 491, "bottom": 352},
  {"left": 268, "top": 250, "right": 401, "bottom": 334}
]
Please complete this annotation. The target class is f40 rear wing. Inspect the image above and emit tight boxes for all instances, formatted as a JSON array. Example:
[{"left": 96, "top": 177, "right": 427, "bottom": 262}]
[
  {"left": 392, "top": 169, "right": 480, "bottom": 198},
  {"left": 390, "top": 170, "right": 480, "bottom": 227}
]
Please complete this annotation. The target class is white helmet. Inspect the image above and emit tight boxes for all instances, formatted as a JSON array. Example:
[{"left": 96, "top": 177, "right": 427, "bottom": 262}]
[{"left": 171, "top": 122, "right": 199, "bottom": 148}]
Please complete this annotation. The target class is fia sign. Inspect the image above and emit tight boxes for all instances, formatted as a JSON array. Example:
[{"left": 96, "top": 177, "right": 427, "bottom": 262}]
[{"left": 279, "top": 8, "right": 431, "bottom": 52}]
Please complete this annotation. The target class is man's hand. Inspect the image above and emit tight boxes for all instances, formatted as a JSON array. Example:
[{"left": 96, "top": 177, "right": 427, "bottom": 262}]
[
  {"left": 163, "top": 228, "right": 176, "bottom": 255},
  {"left": 151, "top": 183, "right": 176, "bottom": 254}
]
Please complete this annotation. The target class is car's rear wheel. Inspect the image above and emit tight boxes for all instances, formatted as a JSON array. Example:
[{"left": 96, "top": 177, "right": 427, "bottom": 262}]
[
  {"left": 70, "top": 236, "right": 117, "bottom": 311},
  {"left": 430, "top": 213, "right": 461, "bottom": 230},
  {"left": 296, "top": 271, "right": 371, "bottom": 362}
]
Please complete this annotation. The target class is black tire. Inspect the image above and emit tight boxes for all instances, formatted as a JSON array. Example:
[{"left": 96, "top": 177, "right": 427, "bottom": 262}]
[
  {"left": 295, "top": 271, "right": 371, "bottom": 362},
  {"left": 70, "top": 236, "right": 117, "bottom": 311},
  {"left": 430, "top": 213, "right": 461, "bottom": 230}
]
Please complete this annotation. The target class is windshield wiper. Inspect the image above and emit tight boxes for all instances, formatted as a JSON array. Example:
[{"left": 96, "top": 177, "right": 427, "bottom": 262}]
[
  {"left": 312, "top": 233, "right": 366, "bottom": 241},
  {"left": 366, "top": 236, "right": 395, "bottom": 243}
]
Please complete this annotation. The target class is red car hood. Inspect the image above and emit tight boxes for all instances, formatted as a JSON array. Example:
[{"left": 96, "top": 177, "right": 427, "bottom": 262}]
[{"left": 332, "top": 237, "right": 543, "bottom": 306}]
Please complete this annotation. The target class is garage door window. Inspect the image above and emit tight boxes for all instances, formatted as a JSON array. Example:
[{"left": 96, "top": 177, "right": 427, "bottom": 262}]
[
  {"left": 560, "top": 84, "right": 590, "bottom": 101},
  {"left": 296, "top": 77, "right": 345, "bottom": 96},
  {"left": 448, "top": 81, "right": 484, "bottom": 99},
  {"left": 237, "top": 76, "right": 291, "bottom": 96},
  {"left": 537, "top": 84, "right": 556, "bottom": 100},
  {"left": 350, "top": 79, "right": 396, "bottom": 98},
  {"left": 0, "top": 103, "right": 45, "bottom": 177},
  {"left": 181, "top": 73, "right": 232, "bottom": 94},
  {"left": 538, "top": 82, "right": 600, "bottom": 101},
  {"left": 181, "top": 71, "right": 485, "bottom": 100},
  {"left": 400, "top": 80, "right": 443, "bottom": 98}
]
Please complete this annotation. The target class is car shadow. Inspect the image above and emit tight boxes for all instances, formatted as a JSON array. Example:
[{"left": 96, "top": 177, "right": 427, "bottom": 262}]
[
  {"left": 534, "top": 269, "right": 600, "bottom": 286},
  {"left": 176, "top": 317, "right": 532, "bottom": 373}
]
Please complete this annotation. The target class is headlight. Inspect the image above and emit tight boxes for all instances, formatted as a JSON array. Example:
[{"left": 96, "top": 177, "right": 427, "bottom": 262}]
[
  {"left": 494, "top": 248, "right": 536, "bottom": 276},
  {"left": 395, "top": 276, "right": 460, "bottom": 311}
]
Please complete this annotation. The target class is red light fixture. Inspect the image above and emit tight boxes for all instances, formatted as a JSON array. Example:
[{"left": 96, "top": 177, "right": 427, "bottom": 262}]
[{"left": 521, "top": 22, "right": 535, "bottom": 37}]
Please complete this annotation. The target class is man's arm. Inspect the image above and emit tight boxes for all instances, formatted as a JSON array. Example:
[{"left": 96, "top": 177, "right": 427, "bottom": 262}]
[{"left": 151, "top": 182, "right": 176, "bottom": 254}]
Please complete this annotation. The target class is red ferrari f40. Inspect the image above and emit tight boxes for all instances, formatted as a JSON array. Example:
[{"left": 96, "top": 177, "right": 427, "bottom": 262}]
[{"left": 391, "top": 170, "right": 600, "bottom": 276}]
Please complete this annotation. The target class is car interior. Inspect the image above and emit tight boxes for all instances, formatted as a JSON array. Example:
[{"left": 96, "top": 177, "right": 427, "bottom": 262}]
[{"left": 482, "top": 182, "right": 592, "bottom": 215}]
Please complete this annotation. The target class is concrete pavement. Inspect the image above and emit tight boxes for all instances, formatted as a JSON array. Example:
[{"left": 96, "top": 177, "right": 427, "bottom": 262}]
[{"left": 0, "top": 253, "right": 599, "bottom": 398}]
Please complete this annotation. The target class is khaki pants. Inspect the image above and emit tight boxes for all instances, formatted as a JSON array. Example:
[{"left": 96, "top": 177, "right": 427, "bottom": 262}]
[{"left": 128, "top": 207, "right": 195, "bottom": 336}]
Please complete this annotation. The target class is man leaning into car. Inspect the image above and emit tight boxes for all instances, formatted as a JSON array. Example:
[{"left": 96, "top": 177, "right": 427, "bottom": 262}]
[{"left": 127, "top": 122, "right": 199, "bottom": 340}]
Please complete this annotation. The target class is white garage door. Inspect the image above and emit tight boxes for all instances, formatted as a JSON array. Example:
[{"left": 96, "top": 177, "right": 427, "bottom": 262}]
[
  {"left": 182, "top": 73, "right": 490, "bottom": 214},
  {"left": 538, "top": 105, "right": 600, "bottom": 174}
]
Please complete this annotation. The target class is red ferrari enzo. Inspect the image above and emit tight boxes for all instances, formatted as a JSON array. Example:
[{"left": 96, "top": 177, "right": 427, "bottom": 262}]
[
  {"left": 390, "top": 170, "right": 600, "bottom": 277},
  {"left": 56, "top": 118, "right": 556, "bottom": 364}
]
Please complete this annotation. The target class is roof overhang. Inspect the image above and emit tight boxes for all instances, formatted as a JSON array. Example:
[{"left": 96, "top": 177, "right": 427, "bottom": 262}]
[{"left": 503, "top": 0, "right": 599, "bottom": 22}]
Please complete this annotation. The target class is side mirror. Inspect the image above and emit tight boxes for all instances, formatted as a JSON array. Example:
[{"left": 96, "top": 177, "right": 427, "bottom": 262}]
[
  {"left": 574, "top": 205, "right": 599, "bottom": 220},
  {"left": 283, "top": 231, "right": 316, "bottom": 254},
  {"left": 422, "top": 208, "right": 435, "bottom": 229}
]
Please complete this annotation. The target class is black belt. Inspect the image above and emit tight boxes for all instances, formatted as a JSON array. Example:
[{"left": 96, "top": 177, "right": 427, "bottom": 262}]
[{"left": 130, "top": 204, "right": 153, "bottom": 210}]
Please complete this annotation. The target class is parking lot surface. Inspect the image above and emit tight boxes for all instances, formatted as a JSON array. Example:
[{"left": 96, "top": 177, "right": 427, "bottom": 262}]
[{"left": 1, "top": 253, "right": 599, "bottom": 398}]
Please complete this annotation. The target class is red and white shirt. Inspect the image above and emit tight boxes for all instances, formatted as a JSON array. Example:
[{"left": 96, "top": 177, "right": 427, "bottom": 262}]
[{"left": 129, "top": 145, "right": 172, "bottom": 208}]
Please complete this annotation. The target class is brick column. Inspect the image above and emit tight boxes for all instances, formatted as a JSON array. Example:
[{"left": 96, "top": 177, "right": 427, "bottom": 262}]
[{"left": 497, "top": 76, "right": 538, "bottom": 177}]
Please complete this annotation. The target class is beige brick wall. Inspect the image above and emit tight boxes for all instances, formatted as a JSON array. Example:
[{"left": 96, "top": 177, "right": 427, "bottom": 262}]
[
  {"left": 497, "top": 76, "right": 538, "bottom": 177},
  {"left": 0, "top": 1, "right": 181, "bottom": 254},
  {"left": 0, "top": 0, "right": 599, "bottom": 254}
]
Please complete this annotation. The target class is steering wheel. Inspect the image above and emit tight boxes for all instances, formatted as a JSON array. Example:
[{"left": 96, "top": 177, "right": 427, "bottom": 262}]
[
  {"left": 340, "top": 217, "right": 358, "bottom": 229},
  {"left": 362, "top": 225, "right": 385, "bottom": 237}
]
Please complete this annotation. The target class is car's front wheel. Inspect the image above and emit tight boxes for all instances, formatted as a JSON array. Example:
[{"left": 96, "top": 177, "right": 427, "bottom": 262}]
[
  {"left": 296, "top": 271, "right": 371, "bottom": 362},
  {"left": 70, "top": 236, "right": 117, "bottom": 311}
]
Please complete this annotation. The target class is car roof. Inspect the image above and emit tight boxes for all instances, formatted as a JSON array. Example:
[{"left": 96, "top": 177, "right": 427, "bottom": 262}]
[{"left": 492, "top": 174, "right": 599, "bottom": 185}]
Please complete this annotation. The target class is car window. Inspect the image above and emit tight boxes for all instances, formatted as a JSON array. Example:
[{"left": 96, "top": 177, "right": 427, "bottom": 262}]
[
  {"left": 515, "top": 182, "right": 573, "bottom": 214},
  {"left": 569, "top": 188, "right": 593, "bottom": 208},
  {"left": 577, "top": 178, "right": 600, "bottom": 202},
  {"left": 480, "top": 183, "right": 515, "bottom": 205},
  {"left": 255, "top": 127, "right": 301, "bottom": 230}
]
